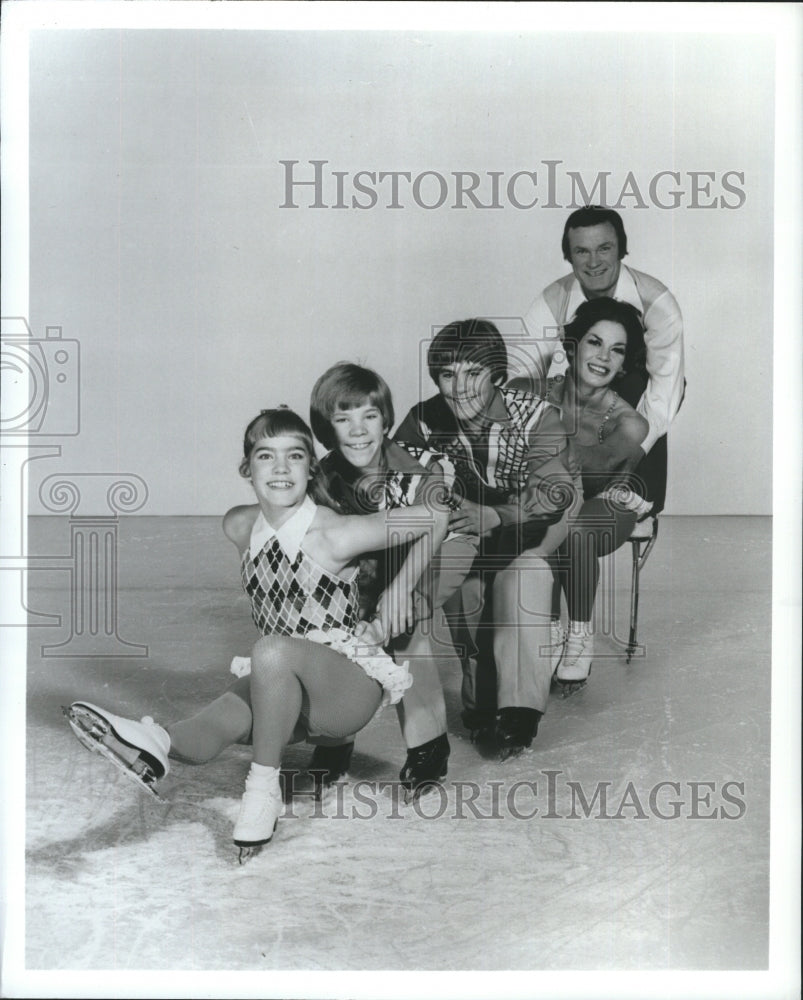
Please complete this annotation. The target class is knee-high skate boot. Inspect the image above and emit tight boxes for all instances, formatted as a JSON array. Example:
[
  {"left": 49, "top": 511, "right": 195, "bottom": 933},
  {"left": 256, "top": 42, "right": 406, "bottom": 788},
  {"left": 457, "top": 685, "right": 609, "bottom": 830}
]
[
  {"left": 63, "top": 701, "right": 170, "bottom": 800},
  {"left": 233, "top": 762, "right": 283, "bottom": 863}
]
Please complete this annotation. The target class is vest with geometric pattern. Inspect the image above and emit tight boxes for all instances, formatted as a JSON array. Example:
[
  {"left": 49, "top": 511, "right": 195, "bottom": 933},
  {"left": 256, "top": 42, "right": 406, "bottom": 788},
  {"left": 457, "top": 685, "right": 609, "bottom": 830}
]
[{"left": 241, "top": 536, "right": 358, "bottom": 637}]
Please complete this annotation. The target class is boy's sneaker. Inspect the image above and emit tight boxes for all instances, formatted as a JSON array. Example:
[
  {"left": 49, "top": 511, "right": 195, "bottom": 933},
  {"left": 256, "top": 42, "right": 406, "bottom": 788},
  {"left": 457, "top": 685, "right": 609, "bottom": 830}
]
[
  {"left": 63, "top": 701, "right": 170, "bottom": 800},
  {"left": 399, "top": 733, "right": 450, "bottom": 803}
]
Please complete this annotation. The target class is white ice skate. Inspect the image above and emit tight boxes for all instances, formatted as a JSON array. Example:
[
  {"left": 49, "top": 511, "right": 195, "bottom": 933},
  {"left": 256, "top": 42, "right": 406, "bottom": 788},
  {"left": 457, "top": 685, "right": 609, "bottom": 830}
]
[
  {"left": 546, "top": 619, "right": 568, "bottom": 675},
  {"left": 554, "top": 622, "right": 594, "bottom": 698},
  {"left": 63, "top": 701, "right": 170, "bottom": 802},
  {"left": 233, "top": 764, "right": 283, "bottom": 864}
]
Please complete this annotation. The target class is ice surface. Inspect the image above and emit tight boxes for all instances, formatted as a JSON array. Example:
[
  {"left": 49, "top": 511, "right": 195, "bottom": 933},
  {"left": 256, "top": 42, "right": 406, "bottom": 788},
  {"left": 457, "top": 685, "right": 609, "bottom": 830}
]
[{"left": 23, "top": 516, "right": 771, "bottom": 972}]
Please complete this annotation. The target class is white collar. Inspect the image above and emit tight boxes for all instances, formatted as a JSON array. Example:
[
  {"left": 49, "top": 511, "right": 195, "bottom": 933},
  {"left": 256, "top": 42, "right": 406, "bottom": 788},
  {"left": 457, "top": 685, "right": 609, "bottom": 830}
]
[
  {"left": 249, "top": 495, "right": 317, "bottom": 561},
  {"left": 565, "top": 264, "right": 641, "bottom": 320}
]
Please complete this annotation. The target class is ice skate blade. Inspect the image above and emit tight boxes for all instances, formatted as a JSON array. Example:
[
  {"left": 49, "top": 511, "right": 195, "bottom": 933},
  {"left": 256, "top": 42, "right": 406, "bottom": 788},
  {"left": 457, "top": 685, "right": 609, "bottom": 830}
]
[
  {"left": 234, "top": 820, "right": 278, "bottom": 864},
  {"left": 555, "top": 664, "right": 592, "bottom": 699},
  {"left": 62, "top": 705, "right": 168, "bottom": 804},
  {"left": 402, "top": 777, "right": 447, "bottom": 806},
  {"left": 467, "top": 725, "right": 495, "bottom": 746},
  {"left": 498, "top": 744, "right": 533, "bottom": 763}
]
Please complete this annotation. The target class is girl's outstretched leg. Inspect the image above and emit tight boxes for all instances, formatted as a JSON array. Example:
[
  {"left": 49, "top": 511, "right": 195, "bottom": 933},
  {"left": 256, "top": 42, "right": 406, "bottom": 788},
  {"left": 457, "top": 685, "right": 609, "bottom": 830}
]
[
  {"left": 168, "top": 677, "right": 253, "bottom": 764},
  {"left": 64, "top": 677, "right": 254, "bottom": 799}
]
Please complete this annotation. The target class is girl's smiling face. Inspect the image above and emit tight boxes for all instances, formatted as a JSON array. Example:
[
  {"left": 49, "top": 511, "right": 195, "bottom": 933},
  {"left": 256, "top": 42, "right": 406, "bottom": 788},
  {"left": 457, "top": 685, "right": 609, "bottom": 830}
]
[
  {"left": 575, "top": 320, "right": 627, "bottom": 389},
  {"left": 247, "top": 434, "right": 312, "bottom": 510}
]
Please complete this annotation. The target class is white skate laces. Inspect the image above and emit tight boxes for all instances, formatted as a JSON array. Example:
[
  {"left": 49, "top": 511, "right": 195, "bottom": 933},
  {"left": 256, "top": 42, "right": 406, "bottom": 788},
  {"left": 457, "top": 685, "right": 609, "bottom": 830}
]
[
  {"left": 233, "top": 763, "right": 283, "bottom": 851},
  {"left": 548, "top": 619, "right": 568, "bottom": 674},
  {"left": 138, "top": 716, "right": 171, "bottom": 772},
  {"left": 556, "top": 621, "right": 594, "bottom": 683}
]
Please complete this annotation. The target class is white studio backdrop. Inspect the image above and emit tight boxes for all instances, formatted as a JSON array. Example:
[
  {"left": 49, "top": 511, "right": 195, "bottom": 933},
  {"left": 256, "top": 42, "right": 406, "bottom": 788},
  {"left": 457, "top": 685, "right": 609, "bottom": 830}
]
[{"left": 23, "top": 29, "right": 774, "bottom": 516}]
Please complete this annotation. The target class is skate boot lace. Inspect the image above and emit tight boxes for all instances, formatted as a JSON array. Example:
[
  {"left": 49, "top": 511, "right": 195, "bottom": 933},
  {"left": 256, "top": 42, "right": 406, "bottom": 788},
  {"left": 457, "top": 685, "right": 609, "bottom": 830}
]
[{"left": 562, "top": 631, "right": 589, "bottom": 667}]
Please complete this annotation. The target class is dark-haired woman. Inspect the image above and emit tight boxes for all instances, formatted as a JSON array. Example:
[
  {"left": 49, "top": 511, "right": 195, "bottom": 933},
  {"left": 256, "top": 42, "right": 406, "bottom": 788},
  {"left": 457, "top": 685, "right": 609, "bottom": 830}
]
[{"left": 512, "top": 297, "right": 652, "bottom": 695}]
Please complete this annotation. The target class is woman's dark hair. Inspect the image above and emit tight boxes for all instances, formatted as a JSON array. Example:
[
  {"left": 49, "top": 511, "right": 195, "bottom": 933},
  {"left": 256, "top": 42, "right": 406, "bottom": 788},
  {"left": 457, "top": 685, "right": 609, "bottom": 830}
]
[
  {"left": 309, "top": 362, "right": 394, "bottom": 450},
  {"left": 427, "top": 318, "right": 508, "bottom": 386},
  {"left": 561, "top": 205, "right": 628, "bottom": 262},
  {"left": 563, "top": 298, "right": 646, "bottom": 375}
]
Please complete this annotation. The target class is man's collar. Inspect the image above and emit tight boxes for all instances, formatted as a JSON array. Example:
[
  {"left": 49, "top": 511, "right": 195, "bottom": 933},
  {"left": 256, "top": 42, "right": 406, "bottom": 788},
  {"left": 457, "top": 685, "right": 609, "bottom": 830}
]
[{"left": 566, "top": 264, "right": 640, "bottom": 319}]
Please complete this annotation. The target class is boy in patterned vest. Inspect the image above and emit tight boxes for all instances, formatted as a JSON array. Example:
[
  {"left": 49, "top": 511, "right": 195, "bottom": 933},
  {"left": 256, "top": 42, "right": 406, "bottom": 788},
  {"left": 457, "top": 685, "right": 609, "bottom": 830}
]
[
  {"left": 394, "top": 320, "right": 577, "bottom": 758},
  {"left": 311, "top": 363, "right": 478, "bottom": 798}
]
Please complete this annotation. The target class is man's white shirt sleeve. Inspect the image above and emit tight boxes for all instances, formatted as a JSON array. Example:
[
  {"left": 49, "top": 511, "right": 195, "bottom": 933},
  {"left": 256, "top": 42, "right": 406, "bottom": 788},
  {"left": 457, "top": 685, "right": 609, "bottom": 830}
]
[
  {"left": 636, "top": 285, "right": 685, "bottom": 453},
  {"left": 521, "top": 294, "right": 565, "bottom": 380}
]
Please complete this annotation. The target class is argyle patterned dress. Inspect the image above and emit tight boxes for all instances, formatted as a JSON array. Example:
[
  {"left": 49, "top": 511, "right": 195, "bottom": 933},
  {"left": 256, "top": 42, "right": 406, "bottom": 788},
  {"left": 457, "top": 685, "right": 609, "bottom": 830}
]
[
  {"left": 238, "top": 501, "right": 412, "bottom": 707},
  {"left": 241, "top": 534, "right": 358, "bottom": 638}
]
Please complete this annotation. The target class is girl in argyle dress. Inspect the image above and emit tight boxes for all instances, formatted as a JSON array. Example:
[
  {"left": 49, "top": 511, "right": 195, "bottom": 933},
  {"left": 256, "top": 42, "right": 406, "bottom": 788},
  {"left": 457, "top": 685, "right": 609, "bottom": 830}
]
[{"left": 66, "top": 407, "right": 448, "bottom": 859}]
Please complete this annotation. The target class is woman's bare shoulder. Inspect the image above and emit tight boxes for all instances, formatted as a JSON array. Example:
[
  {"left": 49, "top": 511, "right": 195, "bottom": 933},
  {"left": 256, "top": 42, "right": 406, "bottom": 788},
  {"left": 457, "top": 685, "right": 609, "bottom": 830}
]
[{"left": 222, "top": 504, "right": 260, "bottom": 547}]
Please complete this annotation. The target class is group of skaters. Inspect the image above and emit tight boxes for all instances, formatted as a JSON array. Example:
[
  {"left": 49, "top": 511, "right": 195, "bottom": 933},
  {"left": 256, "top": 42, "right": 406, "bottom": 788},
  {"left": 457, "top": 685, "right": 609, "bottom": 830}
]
[{"left": 65, "top": 206, "right": 685, "bottom": 859}]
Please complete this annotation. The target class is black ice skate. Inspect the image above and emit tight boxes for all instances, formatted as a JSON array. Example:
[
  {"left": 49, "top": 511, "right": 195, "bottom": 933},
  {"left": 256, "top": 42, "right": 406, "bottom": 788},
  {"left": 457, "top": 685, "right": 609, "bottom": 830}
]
[
  {"left": 399, "top": 733, "right": 450, "bottom": 804},
  {"left": 63, "top": 701, "right": 170, "bottom": 803},
  {"left": 308, "top": 741, "right": 354, "bottom": 800},
  {"left": 460, "top": 707, "right": 496, "bottom": 744},
  {"left": 495, "top": 707, "right": 542, "bottom": 762}
]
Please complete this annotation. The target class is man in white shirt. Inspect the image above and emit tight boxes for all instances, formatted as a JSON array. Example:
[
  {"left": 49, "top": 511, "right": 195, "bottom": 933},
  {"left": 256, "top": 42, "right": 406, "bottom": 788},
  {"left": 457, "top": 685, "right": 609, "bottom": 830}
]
[{"left": 520, "top": 206, "right": 685, "bottom": 511}]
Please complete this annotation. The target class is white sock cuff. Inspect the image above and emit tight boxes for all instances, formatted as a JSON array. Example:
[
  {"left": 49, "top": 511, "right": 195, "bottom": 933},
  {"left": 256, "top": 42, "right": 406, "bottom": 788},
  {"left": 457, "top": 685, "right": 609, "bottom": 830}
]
[{"left": 247, "top": 762, "right": 281, "bottom": 786}]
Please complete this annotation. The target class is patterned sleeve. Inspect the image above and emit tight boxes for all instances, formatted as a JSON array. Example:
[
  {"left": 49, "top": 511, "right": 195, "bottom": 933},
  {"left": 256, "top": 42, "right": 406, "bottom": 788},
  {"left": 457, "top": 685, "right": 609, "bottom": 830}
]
[{"left": 492, "top": 404, "right": 577, "bottom": 527}]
